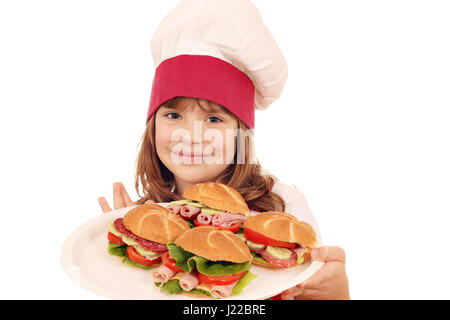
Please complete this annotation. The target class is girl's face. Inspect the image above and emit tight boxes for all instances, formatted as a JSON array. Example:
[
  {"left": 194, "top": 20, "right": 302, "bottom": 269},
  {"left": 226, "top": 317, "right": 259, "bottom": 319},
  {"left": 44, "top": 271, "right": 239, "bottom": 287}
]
[{"left": 155, "top": 98, "right": 238, "bottom": 187}]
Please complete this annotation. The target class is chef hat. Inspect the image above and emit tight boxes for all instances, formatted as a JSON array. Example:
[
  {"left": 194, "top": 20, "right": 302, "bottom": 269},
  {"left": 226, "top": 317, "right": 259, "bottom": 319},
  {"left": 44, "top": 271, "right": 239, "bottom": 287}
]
[{"left": 147, "top": 0, "right": 288, "bottom": 129}]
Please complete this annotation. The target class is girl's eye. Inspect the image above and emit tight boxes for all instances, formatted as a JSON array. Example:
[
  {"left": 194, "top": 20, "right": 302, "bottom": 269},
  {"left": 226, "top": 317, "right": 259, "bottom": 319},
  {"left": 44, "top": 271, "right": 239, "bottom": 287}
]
[
  {"left": 206, "top": 116, "right": 222, "bottom": 123},
  {"left": 165, "top": 112, "right": 181, "bottom": 119}
]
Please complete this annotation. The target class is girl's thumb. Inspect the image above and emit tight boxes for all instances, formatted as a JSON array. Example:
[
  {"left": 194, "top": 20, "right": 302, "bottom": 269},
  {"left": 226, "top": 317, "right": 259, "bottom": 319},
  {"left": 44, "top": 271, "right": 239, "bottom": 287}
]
[{"left": 311, "top": 246, "right": 346, "bottom": 263}]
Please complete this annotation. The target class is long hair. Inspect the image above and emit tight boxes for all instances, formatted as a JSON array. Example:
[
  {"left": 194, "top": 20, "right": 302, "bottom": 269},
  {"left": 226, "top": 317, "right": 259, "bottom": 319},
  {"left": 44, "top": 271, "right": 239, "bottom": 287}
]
[{"left": 134, "top": 97, "right": 285, "bottom": 212}]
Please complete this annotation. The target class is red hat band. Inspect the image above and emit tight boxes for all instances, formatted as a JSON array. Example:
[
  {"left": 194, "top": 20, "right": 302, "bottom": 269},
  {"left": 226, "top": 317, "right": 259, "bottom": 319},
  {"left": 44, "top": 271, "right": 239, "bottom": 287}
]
[{"left": 147, "top": 54, "right": 255, "bottom": 129}]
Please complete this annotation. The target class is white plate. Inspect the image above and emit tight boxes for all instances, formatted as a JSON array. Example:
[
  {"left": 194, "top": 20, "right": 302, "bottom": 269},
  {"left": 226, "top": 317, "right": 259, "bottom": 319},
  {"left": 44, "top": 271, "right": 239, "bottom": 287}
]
[{"left": 61, "top": 204, "right": 324, "bottom": 300}]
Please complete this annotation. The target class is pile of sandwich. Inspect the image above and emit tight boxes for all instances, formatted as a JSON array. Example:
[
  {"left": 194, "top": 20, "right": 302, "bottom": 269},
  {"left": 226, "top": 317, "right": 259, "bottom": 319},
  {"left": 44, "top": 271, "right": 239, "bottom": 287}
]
[{"left": 106, "top": 182, "right": 318, "bottom": 299}]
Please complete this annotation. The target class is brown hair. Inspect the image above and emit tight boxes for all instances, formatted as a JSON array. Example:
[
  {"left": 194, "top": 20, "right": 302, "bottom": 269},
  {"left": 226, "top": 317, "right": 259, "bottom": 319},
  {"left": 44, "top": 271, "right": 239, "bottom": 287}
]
[{"left": 134, "top": 97, "right": 285, "bottom": 212}]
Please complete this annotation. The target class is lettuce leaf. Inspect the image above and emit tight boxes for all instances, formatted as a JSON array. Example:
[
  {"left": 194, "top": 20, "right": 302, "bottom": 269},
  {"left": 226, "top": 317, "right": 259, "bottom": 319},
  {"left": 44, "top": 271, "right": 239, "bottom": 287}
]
[
  {"left": 108, "top": 242, "right": 127, "bottom": 257},
  {"left": 193, "top": 256, "right": 251, "bottom": 276},
  {"left": 155, "top": 279, "right": 212, "bottom": 297},
  {"left": 250, "top": 252, "right": 270, "bottom": 264},
  {"left": 186, "top": 220, "right": 195, "bottom": 228},
  {"left": 188, "top": 288, "right": 213, "bottom": 298},
  {"left": 167, "top": 241, "right": 195, "bottom": 272},
  {"left": 155, "top": 279, "right": 183, "bottom": 294},
  {"left": 231, "top": 271, "right": 258, "bottom": 295},
  {"left": 167, "top": 242, "right": 251, "bottom": 276}
]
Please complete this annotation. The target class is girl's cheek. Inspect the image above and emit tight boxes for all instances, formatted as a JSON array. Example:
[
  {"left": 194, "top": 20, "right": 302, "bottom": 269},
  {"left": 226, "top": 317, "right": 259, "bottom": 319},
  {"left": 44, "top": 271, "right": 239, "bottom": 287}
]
[
  {"left": 208, "top": 130, "right": 235, "bottom": 164},
  {"left": 155, "top": 121, "right": 171, "bottom": 142},
  {"left": 155, "top": 123, "right": 174, "bottom": 154}
]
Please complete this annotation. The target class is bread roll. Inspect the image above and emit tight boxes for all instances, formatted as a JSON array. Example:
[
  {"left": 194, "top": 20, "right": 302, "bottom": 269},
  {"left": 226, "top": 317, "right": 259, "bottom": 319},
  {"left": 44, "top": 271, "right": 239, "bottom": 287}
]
[
  {"left": 123, "top": 203, "right": 190, "bottom": 244},
  {"left": 174, "top": 226, "right": 252, "bottom": 263},
  {"left": 244, "top": 211, "right": 317, "bottom": 248},
  {"left": 183, "top": 182, "right": 250, "bottom": 215}
]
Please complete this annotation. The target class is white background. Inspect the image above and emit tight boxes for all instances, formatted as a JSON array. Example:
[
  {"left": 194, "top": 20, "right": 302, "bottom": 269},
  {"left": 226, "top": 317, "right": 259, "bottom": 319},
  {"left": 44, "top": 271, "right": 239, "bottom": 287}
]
[{"left": 1, "top": 0, "right": 449, "bottom": 299}]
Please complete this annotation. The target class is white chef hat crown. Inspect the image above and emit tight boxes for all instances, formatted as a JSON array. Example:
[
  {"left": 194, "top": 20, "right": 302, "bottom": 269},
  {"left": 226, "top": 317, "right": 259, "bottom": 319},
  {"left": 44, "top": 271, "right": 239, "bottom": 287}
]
[{"left": 147, "top": 0, "right": 288, "bottom": 129}]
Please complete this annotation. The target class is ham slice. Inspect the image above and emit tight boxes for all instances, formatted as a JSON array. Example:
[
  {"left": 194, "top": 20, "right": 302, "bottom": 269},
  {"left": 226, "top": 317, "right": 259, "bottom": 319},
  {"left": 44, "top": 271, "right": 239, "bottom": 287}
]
[
  {"left": 196, "top": 213, "right": 213, "bottom": 225},
  {"left": 210, "top": 281, "right": 238, "bottom": 299},
  {"left": 179, "top": 271, "right": 199, "bottom": 292},
  {"left": 152, "top": 264, "right": 177, "bottom": 284},
  {"left": 211, "top": 212, "right": 248, "bottom": 226},
  {"left": 136, "top": 237, "right": 168, "bottom": 252},
  {"left": 293, "top": 246, "right": 306, "bottom": 257},
  {"left": 167, "top": 204, "right": 183, "bottom": 215},
  {"left": 180, "top": 205, "right": 201, "bottom": 218}
]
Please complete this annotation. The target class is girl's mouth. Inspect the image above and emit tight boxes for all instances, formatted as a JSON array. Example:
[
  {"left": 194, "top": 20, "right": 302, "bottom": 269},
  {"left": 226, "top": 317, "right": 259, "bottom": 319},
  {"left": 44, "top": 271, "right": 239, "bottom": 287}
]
[{"left": 172, "top": 151, "right": 212, "bottom": 158}]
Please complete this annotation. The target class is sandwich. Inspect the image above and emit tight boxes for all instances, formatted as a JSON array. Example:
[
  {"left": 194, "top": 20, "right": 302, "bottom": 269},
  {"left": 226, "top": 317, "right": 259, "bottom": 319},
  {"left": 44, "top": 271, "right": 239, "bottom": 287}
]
[
  {"left": 152, "top": 226, "right": 257, "bottom": 299},
  {"left": 107, "top": 203, "right": 190, "bottom": 269},
  {"left": 167, "top": 182, "right": 250, "bottom": 233},
  {"left": 242, "top": 211, "right": 318, "bottom": 268}
]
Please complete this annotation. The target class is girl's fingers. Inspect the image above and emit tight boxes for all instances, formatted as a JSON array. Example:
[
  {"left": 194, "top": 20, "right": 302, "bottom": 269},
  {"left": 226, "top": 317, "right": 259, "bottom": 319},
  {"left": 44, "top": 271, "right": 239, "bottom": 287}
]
[
  {"left": 99, "top": 182, "right": 134, "bottom": 214},
  {"left": 294, "top": 288, "right": 321, "bottom": 300},
  {"left": 281, "top": 283, "right": 304, "bottom": 299},
  {"left": 281, "top": 261, "right": 338, "bottom": 299},
  {"left": 282, "top": 283, "right": 323, "bottom": 300},
  {"left": 281, "top": 287, "right": 303, "bottom": 300},
  {"left": 145, "top": 199, "right": 155, "bottom": 204},
  {"left": 311, "top": 246, "right": 346, "bottom": 263},
  {"left": 299, "top": 265, "right": 328, "bottom": 289},
  {"left": 98, "top": 197, "right": 112, "bottom": 213},
  {"left": 303, "top": 258, "right": 344, "bottom": 288},
  {"left": 113, "top": 182, "right": 126, "bottom": 209},
  {"left": 120, "top": 183, "right": 134, "bottom": 207}
]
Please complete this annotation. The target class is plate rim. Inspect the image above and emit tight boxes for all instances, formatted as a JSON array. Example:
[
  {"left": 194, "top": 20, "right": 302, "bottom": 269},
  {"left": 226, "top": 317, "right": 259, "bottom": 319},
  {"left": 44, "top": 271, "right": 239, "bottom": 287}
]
[{"left": 61, "top": 204, "right": 324, "bottom": 300}]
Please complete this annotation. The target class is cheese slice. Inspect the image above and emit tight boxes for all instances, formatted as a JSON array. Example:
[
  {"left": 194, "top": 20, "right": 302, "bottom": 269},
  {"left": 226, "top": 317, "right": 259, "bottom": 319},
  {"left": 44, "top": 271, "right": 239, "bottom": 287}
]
[
  {"left": 194, "top": 282, "right": 212, "bottom": 293},
  {"left": 172, "top": 272, "right": 185, "bottom": 281}
]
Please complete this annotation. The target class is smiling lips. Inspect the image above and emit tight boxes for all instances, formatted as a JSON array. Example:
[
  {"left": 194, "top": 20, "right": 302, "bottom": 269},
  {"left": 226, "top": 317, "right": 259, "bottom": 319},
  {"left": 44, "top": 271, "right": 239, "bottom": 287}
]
[{"left": 174, "top": 151, "right": 212, "bottom": 158}]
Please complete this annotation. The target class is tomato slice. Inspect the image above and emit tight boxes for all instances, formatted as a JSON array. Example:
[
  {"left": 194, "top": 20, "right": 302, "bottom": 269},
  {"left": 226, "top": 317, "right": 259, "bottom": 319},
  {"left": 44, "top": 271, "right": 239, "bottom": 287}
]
[
  {"left": 244, "top": 227, "right": 297, "bottom": 248},
  {"left": 193, "top": 219, "right": 208, "bottom": 227},
  {"left": 215, "top": 222, "right": 242, "bottom": 233},
  {"left": 107, "top": 232, "right": 125, "bottom": 245},
  {"left": 192, "top": 219, "right": 242, "bottom": 233},
  {"left": 126, "top": 246, "right": 161, "bottom": 265},
  {"left": 197, "top": 271, "right": 247, "bottom": 286},
  {"left": 161, "top": 251, "right": 183, "bottom": 272},
  {"left": 177, "top": 214, "right": 198, "bottom": 221}
]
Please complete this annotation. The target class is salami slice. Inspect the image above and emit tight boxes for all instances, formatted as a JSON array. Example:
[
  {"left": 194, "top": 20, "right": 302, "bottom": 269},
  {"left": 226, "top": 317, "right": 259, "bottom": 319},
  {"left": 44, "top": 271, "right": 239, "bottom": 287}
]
[
  {"left": 259, "top": 248, "right": 298, "bottom": 268},
  {"left": 135, "top": 237, "right": 168, "bottom": 252},
  {"left": 114, "top": 218, "right": 135, "bottom": 238},
  {"left": 248, "top": 247, "right": 265, "bottom": 255},
  {"left": 113, "top": 218, "right": 168, "bottom": 252}
]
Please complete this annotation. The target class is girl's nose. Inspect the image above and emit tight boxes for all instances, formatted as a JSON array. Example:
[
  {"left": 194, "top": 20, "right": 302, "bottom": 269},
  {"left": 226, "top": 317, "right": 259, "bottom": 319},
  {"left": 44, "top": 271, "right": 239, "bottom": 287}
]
[{"left": 184, "top": 120, "right": 204, "bottom": 144}]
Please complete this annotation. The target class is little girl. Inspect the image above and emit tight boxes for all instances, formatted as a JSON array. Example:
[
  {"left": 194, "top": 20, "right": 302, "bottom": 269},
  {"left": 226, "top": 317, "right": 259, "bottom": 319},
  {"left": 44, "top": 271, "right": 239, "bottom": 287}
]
[{"left": 99, "top": 0, "right": 349, "bottom": 300}]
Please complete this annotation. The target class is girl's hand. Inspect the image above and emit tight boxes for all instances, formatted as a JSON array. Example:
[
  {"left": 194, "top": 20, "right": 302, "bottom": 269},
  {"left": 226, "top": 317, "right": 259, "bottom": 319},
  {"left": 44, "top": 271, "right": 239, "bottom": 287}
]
[
  {"left": 98, "top": 182, "right": 154, "bottom": 213},
  {"left": 281, "top": 246, "right": 350, "bottom": 300}
]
